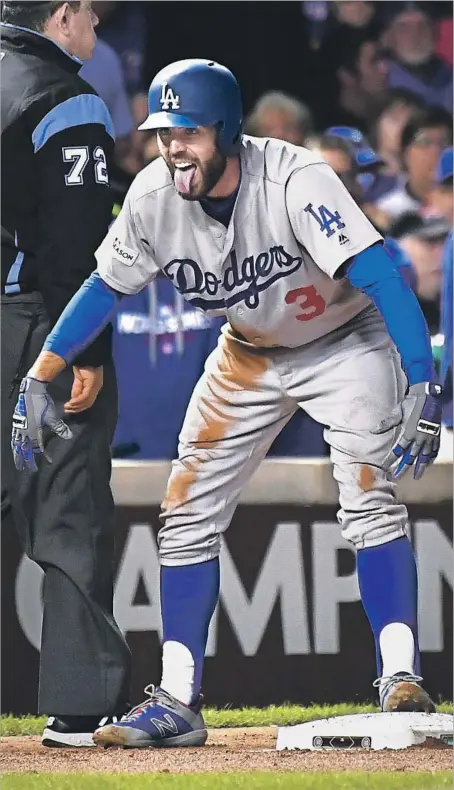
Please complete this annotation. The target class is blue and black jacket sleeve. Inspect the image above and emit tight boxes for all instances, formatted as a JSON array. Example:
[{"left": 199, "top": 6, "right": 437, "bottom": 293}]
[{"left": 29, "top": 87, "right": 116, "bottom": 367}]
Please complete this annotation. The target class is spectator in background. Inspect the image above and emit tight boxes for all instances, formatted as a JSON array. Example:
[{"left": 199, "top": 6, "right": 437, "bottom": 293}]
[
  {"left": 370, "top": 88, "right": 427, "bottom": 176},
  {"left": 377, "top": 108, "right": 453, "bottom": 221},
  {"left": 245, "top": 91, "right": 313, "bottom": 146},
  {"left": 318, "top": 24, "right": 388, "bottom": 130},
  {"left": 382, "top": 1, "right": 453, "bottom": 112},
  {"left": 389, "top": 212, "right": 450, "bottom": 333}
]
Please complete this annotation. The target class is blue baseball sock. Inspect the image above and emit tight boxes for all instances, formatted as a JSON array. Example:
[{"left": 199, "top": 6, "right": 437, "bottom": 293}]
[
  {"left": 160, "top": 558, "right": 220, "bottom": 705},
  {"left": 357, "top": 536, "right": 420, "bottom": 678}
]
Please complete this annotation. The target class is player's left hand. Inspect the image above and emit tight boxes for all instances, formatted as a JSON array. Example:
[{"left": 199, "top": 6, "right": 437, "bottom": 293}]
[{"left": 383, "top": 382, "right": 443, "bottom": 480}]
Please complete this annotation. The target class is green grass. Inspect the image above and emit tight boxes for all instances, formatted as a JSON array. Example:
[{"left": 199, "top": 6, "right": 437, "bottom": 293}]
[
  {"left": 2, "top": 702, "right": 452, "bottom": 736},
  {"left": 2, "top": 774, "right": 452, "bottom": 790}
]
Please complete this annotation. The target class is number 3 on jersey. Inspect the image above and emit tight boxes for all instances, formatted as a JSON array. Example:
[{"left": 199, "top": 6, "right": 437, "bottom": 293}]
[
  {"left": 285, "top": 285, "right": 326, "bottom": 322},
  {"left": 62, "top": 145, "right": 109, "bottom": 186}
]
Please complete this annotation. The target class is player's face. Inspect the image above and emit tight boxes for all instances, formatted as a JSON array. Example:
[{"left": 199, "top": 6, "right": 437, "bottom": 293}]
[{"left": 157, "top": 126, "right": 227, "bottom": 200}]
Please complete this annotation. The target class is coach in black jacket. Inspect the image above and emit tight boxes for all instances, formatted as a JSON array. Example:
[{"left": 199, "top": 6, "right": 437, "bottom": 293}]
[{"left": 1, "top": 1, "right": 131, "bottom": 746}]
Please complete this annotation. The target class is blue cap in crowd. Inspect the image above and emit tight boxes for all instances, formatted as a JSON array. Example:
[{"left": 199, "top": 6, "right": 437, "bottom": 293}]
[
  {"left": 436, "top": 147, "right": 453, "bottom": 184},
  {"left": 325, "top": 126, "right": 384, "bottom": 170}
]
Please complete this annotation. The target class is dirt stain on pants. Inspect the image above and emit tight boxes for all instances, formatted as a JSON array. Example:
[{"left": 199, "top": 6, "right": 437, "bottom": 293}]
[{"left": 161, "top": 333, "right": 269, "bottom": 513}]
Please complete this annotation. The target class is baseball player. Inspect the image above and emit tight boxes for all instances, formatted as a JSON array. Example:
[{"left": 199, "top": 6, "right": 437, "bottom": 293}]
[{"left": 12, "top": 60, "right": 442, "bottom": 748}]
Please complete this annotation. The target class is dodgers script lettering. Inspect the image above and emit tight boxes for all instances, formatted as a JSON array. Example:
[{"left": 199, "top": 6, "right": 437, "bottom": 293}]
[{"left": 163, "top": 245, "right": 303, "bottom": 310}]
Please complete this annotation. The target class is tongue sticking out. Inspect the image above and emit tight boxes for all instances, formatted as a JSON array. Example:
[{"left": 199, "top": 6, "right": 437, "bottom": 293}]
[{"left": 174, "top": 165, "right": 196, "bottom": 194}]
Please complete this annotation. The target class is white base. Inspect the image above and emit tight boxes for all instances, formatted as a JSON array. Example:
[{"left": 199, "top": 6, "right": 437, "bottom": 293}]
[{"left": 276, "top": 712, "right": 453, "bottom": 752}]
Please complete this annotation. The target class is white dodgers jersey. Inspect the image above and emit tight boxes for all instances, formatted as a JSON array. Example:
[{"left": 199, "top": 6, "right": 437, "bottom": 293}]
[{"left": 96, "top": 136, "right": 382, "bottom": 348}]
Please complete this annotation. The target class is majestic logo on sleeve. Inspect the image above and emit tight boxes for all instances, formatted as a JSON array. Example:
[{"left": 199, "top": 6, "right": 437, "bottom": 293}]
[
  {"left": 304, "top": 203, "right": 346, "bottom": 238},
  {"left": 160, "top": 83, "right": 180, "bottom": 110},
  {"left": 163, "top": 245, "right": 303, "bottom": 310}
]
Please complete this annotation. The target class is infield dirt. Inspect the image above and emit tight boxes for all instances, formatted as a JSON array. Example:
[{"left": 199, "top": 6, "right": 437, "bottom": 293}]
[{"left": 1, "top": 728, "right": 451, "bottom": 774}]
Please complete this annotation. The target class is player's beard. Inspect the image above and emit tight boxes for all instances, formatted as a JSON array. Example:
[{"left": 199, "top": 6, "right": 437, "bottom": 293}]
[{"left": 168, "top": 148, "right": 227, "bottom": 201}]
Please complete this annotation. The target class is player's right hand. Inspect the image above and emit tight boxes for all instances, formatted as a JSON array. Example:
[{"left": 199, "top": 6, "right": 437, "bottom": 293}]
[
  {"left": 382, "top": 382, "right": 443, "bottom": 481},
  {"left": 11, "top": 377, "right": 73, "bottom": 472},
  {"left": 64, "top": 366, "right": 104, "bottom": 414}
]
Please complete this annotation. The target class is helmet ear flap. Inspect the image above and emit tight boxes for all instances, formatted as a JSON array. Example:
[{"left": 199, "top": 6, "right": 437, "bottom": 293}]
[
  {"left": 210, "top": 122, "right": 224, "bottom": 159},
  {"left": 215, "top": 120, "right": 243, "bottom": 157},
  {"left": 231, "top": 123, "right": 243, "bottom": 152}
]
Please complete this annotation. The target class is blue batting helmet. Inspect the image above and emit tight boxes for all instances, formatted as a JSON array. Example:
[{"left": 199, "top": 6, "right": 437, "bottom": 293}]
[{"left": 138, "top": 59, "right": 243, "bottom": 156}]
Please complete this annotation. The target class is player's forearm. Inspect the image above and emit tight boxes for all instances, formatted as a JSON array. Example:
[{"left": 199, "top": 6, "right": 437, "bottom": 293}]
[
  {"left": 41, "top": 272, "right": 122, "bottom": 371},
  {"left": 347, "top": 244, "right": 436, "bottom": 386},
  {"left": 28, "top": 350, "right": 67, "bottom": 382}
]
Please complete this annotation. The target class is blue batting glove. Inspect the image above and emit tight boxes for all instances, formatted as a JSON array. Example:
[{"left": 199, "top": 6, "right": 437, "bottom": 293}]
[
  {"left": 383, "top": 382, "right": 443, "bottom": 480},
  {"left": 11, "top": 377, "right": 73, "bottom": 472}
]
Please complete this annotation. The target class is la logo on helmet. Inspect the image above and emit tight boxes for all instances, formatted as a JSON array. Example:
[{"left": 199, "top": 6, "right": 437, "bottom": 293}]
[{"left": 160, "top": 83, "right": 180, "bottom": 110}]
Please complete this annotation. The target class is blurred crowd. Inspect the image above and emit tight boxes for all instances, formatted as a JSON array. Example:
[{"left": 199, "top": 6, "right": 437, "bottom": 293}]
[{"left": 81, "top": 0, "right": 453, "bottom": 461}]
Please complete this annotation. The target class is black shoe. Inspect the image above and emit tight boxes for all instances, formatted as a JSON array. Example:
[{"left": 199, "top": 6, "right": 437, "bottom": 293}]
[{"left": 42, "top": 711, "right": 127, "bottom": 748}]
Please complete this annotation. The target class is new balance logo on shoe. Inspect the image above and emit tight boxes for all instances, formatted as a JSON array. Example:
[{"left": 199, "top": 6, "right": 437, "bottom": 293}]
[
  {"left": 149, "top": 714, "right": 179, "bottom": 737},
  {"left": 338, "top": 233, "right": 349, "bottom": 246}
]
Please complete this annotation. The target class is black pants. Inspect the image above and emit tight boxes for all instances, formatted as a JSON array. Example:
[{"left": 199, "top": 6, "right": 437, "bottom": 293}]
[{"left": 1, "top": 293, "right": 131, "bottom": 715}]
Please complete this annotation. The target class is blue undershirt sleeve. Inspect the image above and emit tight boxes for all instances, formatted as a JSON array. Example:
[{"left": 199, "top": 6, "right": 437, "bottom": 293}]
[
  {"left": 43, "top": 271, "right": 122, "bottom": 364},
  {"left": 346, "top": 244, "right": 436, "bottom": 386}
]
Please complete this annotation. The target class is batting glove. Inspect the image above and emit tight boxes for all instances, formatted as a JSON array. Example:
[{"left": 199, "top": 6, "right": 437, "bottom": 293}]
[
  {"left": 383, "top": 382, "right": 443, "bottom": 480},
  {"left": 11, "top": 377, "right": 73, "bottom": 472}
]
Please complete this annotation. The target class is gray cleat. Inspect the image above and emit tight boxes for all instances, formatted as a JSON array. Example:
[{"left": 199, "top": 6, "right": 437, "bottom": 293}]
[{"left": 93, "top": 685, "right": 208, "bottom": 748}]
